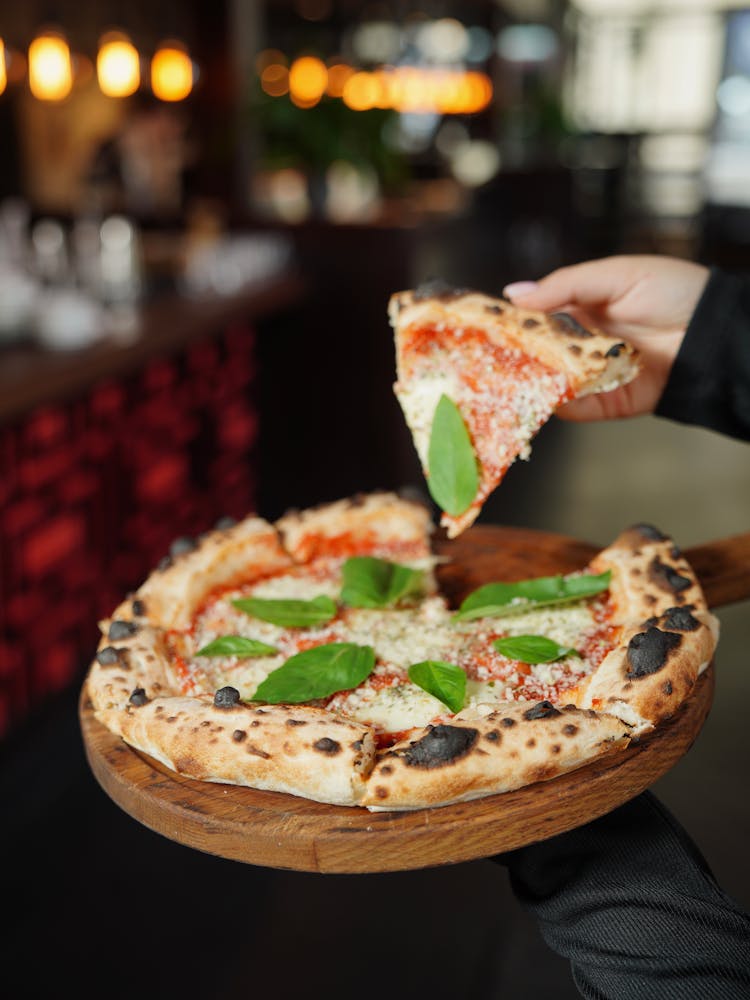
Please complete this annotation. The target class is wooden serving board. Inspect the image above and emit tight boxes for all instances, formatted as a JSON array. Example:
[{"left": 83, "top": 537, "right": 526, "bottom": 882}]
[{"left": 80, "top": 524, "right": 750, "bottom": 875}]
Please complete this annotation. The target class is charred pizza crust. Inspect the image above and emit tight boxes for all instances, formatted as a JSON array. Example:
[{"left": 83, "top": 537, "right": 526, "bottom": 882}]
[
  {"left": 390, "top": 284, "right": 640, "bottom": 395},
  {"left": 360, "top": 701, "right": 631, "bottom": 811},
  {"left": 85, "top": 496, "right": 718, "bottom": 811},
  {"left": 389, "top": 283, "right": 641, "bottom": 537},
  {"left": 576, "top": 524, "right": 719, "bottom": 734}
]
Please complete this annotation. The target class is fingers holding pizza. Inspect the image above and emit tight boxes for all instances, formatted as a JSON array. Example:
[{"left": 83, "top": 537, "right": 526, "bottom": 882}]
[{"left": 504, "top": 255, "right": 710, "bottom": 423}]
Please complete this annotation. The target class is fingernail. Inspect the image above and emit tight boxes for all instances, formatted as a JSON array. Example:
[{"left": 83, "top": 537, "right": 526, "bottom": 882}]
[{"left": 503, "top": 281, "right": 538, "bottom": 300}]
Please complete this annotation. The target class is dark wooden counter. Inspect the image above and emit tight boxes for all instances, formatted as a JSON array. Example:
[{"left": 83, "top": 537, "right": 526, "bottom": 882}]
[{"left": 0, "top": 271, "right": 306, "bottom": 426}]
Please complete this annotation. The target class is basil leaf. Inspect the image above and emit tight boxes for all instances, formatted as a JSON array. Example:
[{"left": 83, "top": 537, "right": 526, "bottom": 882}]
[
  {"left": 427, "top": 394, "right": 479, "bottom": 517},
  {"left": 454, "top": 571, "right": 611, "bottom": 621},
  {"left": 252, "top": 642, "right": 375, "bottom": 704},
  {"left": 408, "top": 660, "right": 466, "bottom": 714},
  {"left": 232, "top": 595, "right": 337, "bottom": 628},
  {"left": 493, "top": 635, "right": 581, "bottom": 664},
  {"left": 196, "top": 636, "right": 278, "bottom": 657},
  {"left": 341, "top": 556, "right": 424, "bottom": 609}
]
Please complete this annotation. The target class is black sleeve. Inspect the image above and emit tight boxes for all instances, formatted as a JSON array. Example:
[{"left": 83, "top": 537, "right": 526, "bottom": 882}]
[
  {"left": 494, "top": 792, "right": 750, "bottom": 1000},
  {"left": 655, "top": 267, "right": 750, "bottom": 441}
]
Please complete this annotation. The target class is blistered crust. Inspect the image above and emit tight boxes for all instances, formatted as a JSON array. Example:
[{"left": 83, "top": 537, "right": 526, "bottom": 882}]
[
  {"left": 275, "top": 491, "right": 434, "bottom": 564},
  {"left": 588, "top": 523, "right": 710, "bottom": 620},
  {"left": 95, "top": 696, "right": 377, "bottom": 807},
  {"left": 388, "top": 288, "right": 641, "bottom": 395},
  {"left": 119, "top": 517, "right": 294, "bottom": 631},
  {"left": 578, "top": 606, "right": 718, "bottom": 734},
  {"left": 360, "top": 700, "right": 630, "bottom": 811}
]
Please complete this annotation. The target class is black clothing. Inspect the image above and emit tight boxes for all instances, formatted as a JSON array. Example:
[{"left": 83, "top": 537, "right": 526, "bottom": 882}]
[
  {"left": 498, "top": 267, "right": 750, "bottom": 999},
  {"left": 498, "top": 793, "right": 750, "bottom": 999},
  {"left": 656, "top": 267, "right": 750, "bottom": 441}
]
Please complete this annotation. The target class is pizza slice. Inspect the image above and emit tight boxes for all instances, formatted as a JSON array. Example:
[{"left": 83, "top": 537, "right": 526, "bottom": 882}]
[{"left": 389, "top": 282, "right": 641, "bottom": 537}]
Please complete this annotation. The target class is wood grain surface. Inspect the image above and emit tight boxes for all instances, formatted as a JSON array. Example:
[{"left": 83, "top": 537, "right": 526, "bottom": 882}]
[{"left": 80, "top": 523, "right": 735, "bottom": 874}]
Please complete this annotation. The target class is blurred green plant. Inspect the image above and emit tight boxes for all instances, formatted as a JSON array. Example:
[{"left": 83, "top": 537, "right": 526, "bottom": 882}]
[{"left": 248, "top": 84, "right": 411, "bottom": 196}]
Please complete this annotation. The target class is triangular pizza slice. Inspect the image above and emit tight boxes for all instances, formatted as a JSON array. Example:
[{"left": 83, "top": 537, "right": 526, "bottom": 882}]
[{"left": 389, "top": 283, "right": 641, "bottom": 537}]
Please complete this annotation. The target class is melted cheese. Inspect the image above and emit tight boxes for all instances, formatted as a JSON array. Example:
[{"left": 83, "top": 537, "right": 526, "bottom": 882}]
[{"left": 186, "top": 561, "right": 608, "bottom": 734}]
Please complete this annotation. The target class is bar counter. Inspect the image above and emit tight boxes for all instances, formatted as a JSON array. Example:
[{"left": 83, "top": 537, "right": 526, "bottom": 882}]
[{"left": 0, "top": 271, "right": 306, "bottom": 425}]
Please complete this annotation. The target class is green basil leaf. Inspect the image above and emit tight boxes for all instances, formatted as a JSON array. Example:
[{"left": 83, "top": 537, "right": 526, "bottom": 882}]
[
  {"left": 232, "top": 595, "right": 337, "bottom": 628},
  {"left": 427, "top": 394, "right": 479, "bottom": 517},
  {"left": 196, "top": 636, "right": 278, "bottom": 657},
  {"left": 454, "top": 571, "right": 611, "bottom": 621},
  {"left": 341, "top": 556, "right": 424, "bottom": 609},
  {"left": 408, "top": 660, "right": 466, "bottom": 714},
  {"left": 493, "top": 635, "right": 581, "bottom": 664},
  {"left": 252, "top": 642, "right": 375, "bottom": 704}
]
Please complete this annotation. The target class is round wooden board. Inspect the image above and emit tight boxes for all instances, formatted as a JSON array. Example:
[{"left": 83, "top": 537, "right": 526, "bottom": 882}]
[{"left": 79, "top": 524, "right": 715, "bottom": 874}]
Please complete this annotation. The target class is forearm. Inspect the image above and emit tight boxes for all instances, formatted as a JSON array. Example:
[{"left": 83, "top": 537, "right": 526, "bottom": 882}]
[
  {"left": 656, "top": 268, "right": 750, "bottom": 441},
  {"left": 495, "top": 792, "right": 750, "bottom": 1000}
]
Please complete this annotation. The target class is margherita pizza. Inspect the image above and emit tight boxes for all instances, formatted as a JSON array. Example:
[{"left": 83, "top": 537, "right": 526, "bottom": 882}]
[
  {"left": 85, "top": 492, "right": 719, "bottom": 811},
  {"left": 389, "top": 282, "right": 642, "bottom": 537}
]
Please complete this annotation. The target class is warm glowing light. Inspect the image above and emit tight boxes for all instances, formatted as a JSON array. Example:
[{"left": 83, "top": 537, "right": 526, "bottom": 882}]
[
  {"left": 288, "top": 56, "right": 327, "bottom": 104},
  {"left": 97, "top": 33, "right": 140, "bottom": 97},
  {"left": 28, "top": 32, "right": 73, "bottom": 101},
  {"left": 342, "top": 71, "right": 382, "bottom": 111},
  {"left": 0, "top": 41, "right": 6, "bottom": 97},
  {"left": 261, "top": 63, "right": 289, "bottom": 97},
  {"left": 151, "top": 42, "right": 193, "bottom": 101},
  {"left": 326, "top": 62, "right": 354, "bottom": 98},
  {"left": 256, "top": 49, "right": 287, "bottom": 74}
]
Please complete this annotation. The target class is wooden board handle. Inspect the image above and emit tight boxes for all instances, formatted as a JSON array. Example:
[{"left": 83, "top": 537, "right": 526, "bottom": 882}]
[{"left": 685, "top": 532, "right": 750, "bottom": 610}]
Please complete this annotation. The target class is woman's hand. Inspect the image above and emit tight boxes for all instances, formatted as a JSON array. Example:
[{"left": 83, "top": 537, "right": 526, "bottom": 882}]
[{"left": 504, "top": 255, "right": 710, "bottom": 421}]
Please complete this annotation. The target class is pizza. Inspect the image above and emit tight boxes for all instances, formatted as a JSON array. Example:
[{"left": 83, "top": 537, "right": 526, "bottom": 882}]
[
  {"left": 389, "top": 282, "right": 642, "bottom": 537},
  {"left": 85, "top": 491, "right": 719, "bottom": 811}
]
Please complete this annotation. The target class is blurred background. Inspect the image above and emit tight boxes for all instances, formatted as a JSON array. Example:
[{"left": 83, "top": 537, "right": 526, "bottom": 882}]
[{"left": 1, "top": 2, "right": 749, "bottom": 997}]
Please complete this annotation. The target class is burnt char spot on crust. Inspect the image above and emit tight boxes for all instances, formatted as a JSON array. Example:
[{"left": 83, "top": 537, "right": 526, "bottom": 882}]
[
  {"left": 627, "top": 627, "right": 682, "bottom": 678},
  {"left": 523, "top": 317, "right": 540, "bottom": 329},
  {"left": 214, "top": 515, "right": 237, "bottom": 531},
  {"left": 286, "top": 718, "right": 307, "bottom": 727},
  {"left": 375, "top": 786, "right": 389, "bottom": 799},
  {"left": 631, "top": 523, "right": 669, "bottom": 542},
  {"left": 526, "top": 738, "right": 536, "bottom": 748},
  {"left": 550, "top": 312, "right": 594, "bottom": 338},
  {"left": 658, "top": 606, "right": 700, "bottom": 631},
  {"left": 169, "top": 535, "right": 198, "bottom": 558},
  {"left": 484, "top": 730, "right": 501, "bottom": 743},
  {"left": 232, "top": 730, "right": 247, "bottom": 742},
  {"left": 397, "top": 725, "right": 478, "bottom": 769},
  {"left": 380, "top": 764, "right": 393, "bottom": 775},
  {"left": 485, "top": 304, "right": 504, "bottom": 314},
  {"left": 131, "top": 599, "right": 146, "bottom": 617},
  {"left": 313, "top": 738, "right": 341, "bottom": 756},
  {"left": 96, "top": 646, "right": 121, "bottom": 666},
  {"left": 663, "top": 680, "right": 673, "bottom": 696},
  {"left": 129, "top": 688, "right": 148, "bottom": 706},
  {"left": 648, "top": 557, "right": 693, "bottom": 596},
  {"left": 524, "top": 701, "right": 562, "bottom": 721},
  {"left": 108, "top": 620, "right": 138, "bottom": 640},
  {"left": 247, "top": 745, "right": 271, "bottom": 759},
  {"left": 501, "top": 717, "right": 517, "bottom": 728},
  {"left": 214, "top": 686, "right": 241, "bottom": 708},
  {"left": 563, "top": 724, "right": 579, "bottom": 736},
  {"left": 568, "top": 344, "right": 583, "bottom": 356},
  {"left": 606, "top": 342, "right": 626, "bottom": 358},
  {"left": 412, "top": 279, "right": 474, "bottom": 302}
]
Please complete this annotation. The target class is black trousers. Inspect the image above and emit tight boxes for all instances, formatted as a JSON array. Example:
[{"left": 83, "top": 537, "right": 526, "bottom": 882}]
[{"left": 494, "top": 793, "right": 750, "bottom": 999}]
